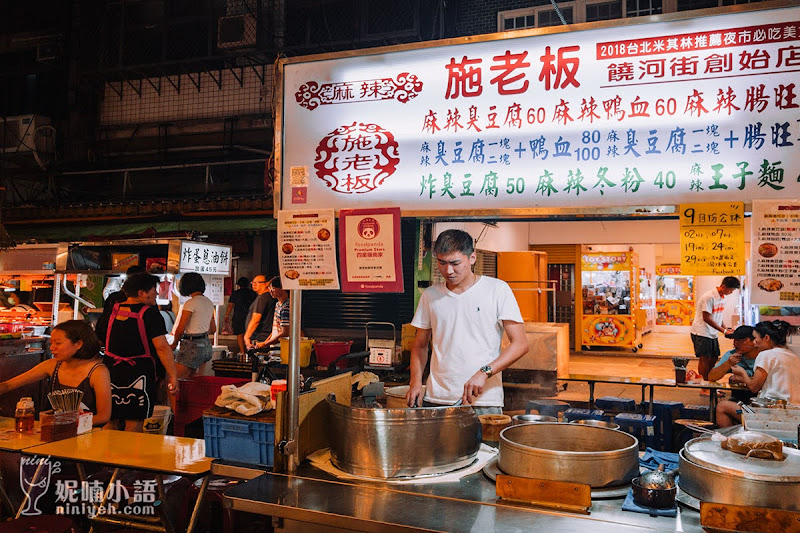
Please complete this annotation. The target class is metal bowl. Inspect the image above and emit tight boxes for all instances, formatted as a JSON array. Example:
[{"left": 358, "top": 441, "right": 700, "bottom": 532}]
[
  {"left": 499, "top": 423, "right": 639, "bottom": 488},
  {"left": 326, "top": 396, "right": 480, "bottom": 479},
  {"left": 512, "top": 414, "right": 557, "bottom": 425},
  {"left": 570, "top": 419, "right": 621, "bottom": 431}
]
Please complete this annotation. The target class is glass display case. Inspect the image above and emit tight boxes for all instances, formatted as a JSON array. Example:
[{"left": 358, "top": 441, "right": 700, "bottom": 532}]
[
  {"left": 655, "top": 264, "right": 695, "bottom": 326},
  {"left": 580, "top": 252, "right": 643, "bottom": 352},
  {"left": 637, "top": 269, "right": 656, "bottom": 334}
]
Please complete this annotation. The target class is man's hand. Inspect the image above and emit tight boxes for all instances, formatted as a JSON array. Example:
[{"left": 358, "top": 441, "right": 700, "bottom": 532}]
[
  {"left": 728, "top": 352, "right": 743, "bottom": 366},
  {"left": 462, "top": 371, "right": 489, "bottom": 405},
  {"left": 406, "top": 383, "right": 424, "bottom": 407}
]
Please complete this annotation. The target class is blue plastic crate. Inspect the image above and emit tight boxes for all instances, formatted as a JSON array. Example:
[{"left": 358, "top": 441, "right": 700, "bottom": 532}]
[
  {"left": 203, "top": 415, "right": 275, "bottom": 467},
  {"left": 595, "top": 396, "right": 636, "bottom": 412},
  {"left": 563, "top": 408, "right": 604, "bottom": 422}
]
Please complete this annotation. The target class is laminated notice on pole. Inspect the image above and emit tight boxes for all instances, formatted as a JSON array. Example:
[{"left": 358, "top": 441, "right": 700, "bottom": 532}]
[{"left": 278, "top": 209, "right": 340, "bottom": 290}]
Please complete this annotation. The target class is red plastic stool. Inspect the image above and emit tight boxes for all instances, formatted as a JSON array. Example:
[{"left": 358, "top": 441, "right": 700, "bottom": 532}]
[
  {"left": 186, "top": 476, "right": 241, "bottom": 532},
  {"left": 0, "top": 516, "right": 79, "bottom": 532}
]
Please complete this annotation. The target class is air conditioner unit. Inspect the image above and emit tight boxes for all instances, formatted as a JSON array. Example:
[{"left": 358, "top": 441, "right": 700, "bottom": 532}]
[
  {"left": 0, "top": 115, "right": 51, "bottom": 154},
  {"left": 217, "top": 14, "right": 257, "bottom": 49}
]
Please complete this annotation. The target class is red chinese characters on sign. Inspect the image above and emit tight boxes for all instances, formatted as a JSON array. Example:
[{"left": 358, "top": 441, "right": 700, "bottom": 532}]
[
  {"left": 314, "top": 122, "right": 400, "bottom": 194},
  {"left": 295, "top": 73, "right": 423, "bottom": 110},
  {"left": 445, "top": 46, "right": 580, "bottom": 99}
]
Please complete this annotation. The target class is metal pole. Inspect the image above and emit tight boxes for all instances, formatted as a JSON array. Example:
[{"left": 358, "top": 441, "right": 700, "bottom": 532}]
[{"left": 285, "top": 289, "right": 302, "bottom": 473}]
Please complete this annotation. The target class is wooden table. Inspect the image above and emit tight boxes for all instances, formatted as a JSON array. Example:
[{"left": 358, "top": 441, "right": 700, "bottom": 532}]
[
  {"left": 563, "top": 374, "right": 674, "bottom": 415},
  {"left": 0, "top": 418, "right": 44, "bottom": 516},
  {"left": 564, "top": 374, "right": 748, "bottom": 423},
  {"left": 676, "top": 381, "right": 748, "bottom": 424},
  {"left": 21, "top": 430, "right": 213, "bottom": 532}
]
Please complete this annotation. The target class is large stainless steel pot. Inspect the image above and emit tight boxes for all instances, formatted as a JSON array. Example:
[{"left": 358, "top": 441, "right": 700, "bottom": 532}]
[
  {"left": 679, "top": 437, "right": 800, "bottom": 511},
  {"left": 326, "top": 396, "right": 481, "bottom": 478},
  {"left": 498, "top": 423, "right": 639, "bottom": 488}
]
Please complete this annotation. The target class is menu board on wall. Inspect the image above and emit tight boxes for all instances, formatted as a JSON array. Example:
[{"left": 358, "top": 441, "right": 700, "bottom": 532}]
[
  {"left": 679, "top": 202, "right": 744, "bottom": 275},
  {"left": 339, "top": 207, "right": 404, "bottom": 293},
  {"left": 750, "top": 200, "right": 800, "bottom": 306},
  {"left": 277, "top": 209, "right": 340, "bottom": 290}
]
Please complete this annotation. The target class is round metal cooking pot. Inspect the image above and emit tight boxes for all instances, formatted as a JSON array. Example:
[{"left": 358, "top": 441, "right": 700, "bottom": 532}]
[
  {"left": 631, "top": 477, "right": 676, "bottom": 508},
  {"left": 679, "top": 447, "right": 800, "bottom": 510},
  {"left": 499, "top": 423, "right": 639, "bottom": 488},
  {"left": 512, "top": 414, "right": 557, "bottom": 425},
  {"left": 570, "top": 419, "right": 621, "bottom": 430},
  {"left": 326, "top": 396, "right": 480, "bottom": 479},
  {"left": 384, "top": 385, "right": 426, "bottom": 408}
]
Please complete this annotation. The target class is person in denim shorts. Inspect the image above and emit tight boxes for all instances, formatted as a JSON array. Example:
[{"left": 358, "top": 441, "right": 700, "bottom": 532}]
[{"left": 172, "top": 273, "right": 216, "bottom": 377}]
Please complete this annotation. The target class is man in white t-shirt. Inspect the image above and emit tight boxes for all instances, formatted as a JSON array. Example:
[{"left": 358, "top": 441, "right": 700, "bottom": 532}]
[
  {"left": 690, "top": 276, "right": 740, "bottom": 380},
  {"left": 407, "top": 229, "right": 528, "bottom": 415}
]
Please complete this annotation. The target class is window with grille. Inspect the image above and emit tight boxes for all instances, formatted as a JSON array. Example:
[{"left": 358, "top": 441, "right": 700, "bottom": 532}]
[{"left": 586, "top": 1, "right": 623, "bottom": 22}]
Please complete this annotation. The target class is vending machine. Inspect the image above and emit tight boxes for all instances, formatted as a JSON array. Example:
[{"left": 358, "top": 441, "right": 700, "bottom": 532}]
[{"left": 580, "top": 252, "right": 643, "bottom": 352}]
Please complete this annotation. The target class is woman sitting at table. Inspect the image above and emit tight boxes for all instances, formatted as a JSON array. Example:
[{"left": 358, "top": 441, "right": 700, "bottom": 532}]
[
  {"left": 716, "top": 319, "right": 800, "bottom": 427},
  {"left": 0, "top": 320, "right": 112, "bottom": 426}
]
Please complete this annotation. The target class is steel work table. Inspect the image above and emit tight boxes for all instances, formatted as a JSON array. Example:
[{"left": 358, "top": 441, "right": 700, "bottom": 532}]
[{"left": 222, "top": 462, "right": 703, "bottom": 532}]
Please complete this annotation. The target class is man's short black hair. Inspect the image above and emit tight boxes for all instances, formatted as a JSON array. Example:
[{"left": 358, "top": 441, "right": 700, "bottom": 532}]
[
  {"left": 122, "top": 274, "right": 159, "bottom": 298},
  {"left": 721, "top": 276, "right": 741, "bottom": 290},
  {"left": 433, "top": 229, "right": 474, "bottom": 257}
]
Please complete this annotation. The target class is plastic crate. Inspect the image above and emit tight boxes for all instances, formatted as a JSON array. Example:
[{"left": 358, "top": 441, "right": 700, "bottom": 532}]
[{"left": 203, "top": 414, "right": 274, "bottom": 467}]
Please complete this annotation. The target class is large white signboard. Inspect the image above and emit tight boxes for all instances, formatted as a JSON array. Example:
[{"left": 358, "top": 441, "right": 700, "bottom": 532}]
[
  {"left": 280, "top": 6, "right": 800, "bottom": 213},
  {"left": 179, "top": 242, "right": 232, "bottom": 275}
]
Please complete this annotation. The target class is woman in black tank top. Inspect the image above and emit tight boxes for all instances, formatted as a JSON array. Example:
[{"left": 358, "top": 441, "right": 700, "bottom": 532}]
[{"left": 0, "top": 320, "right": 111, "bottom": 426}]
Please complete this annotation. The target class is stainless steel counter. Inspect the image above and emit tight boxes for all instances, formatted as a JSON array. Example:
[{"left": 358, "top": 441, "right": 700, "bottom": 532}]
[{"left": 222, "top": 461, "right": 703, "bottom": 532}]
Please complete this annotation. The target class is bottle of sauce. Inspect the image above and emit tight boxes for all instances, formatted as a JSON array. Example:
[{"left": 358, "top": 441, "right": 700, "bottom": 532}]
[{"left": 15, "top": 397, "right": 34, "bottom": 432}]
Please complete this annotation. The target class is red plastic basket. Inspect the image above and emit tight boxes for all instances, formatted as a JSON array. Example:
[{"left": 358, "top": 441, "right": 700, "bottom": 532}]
[
  {"left": 314, "top": 341, "right": 353, "bottom": 367},
  {"left": 175, "top": 376, "right": 249, "bottom": 435}
]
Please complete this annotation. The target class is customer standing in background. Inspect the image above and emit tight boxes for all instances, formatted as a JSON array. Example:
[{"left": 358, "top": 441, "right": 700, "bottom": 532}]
[
  {"left": 406, "top": 229, "right": 528, "bottom": 414},
  {"left": 253, "top": 276, "right": 290, "bottom": 349},
  {"left": 171, "top": 272, "right": 216, "bottom": 378},
  {"left": 243, "top": 275, "right": 277, "bottom": 350},
  {"left": 225, "top": 277, "right": 257, "bottom": 355},
  {"left": 104, "top": 274, "right": 178, "bottom": 432},
  {"left": 690, "top": 276, "right": 740, "bottom": 380}
]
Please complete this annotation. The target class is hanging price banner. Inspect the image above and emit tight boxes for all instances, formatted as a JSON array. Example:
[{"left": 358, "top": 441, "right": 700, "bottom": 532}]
[{"left": 679, "top": 202, "right": 744, "bottom": 275}]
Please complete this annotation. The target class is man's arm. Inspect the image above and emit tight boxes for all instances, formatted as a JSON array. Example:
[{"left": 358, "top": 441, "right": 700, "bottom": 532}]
[
  {"left": 701, "top": 311, "right": 730, "bottom": 334},
  {"left": 407, "top": 328, "right": 431, "bottom": 407},
  {"left": 462, "top": 320, "right": 528, "bottom": 404},
  {"left": 708, "top": 352, "right": 742, "bottom": 382},
  {"left": 243, "top": 313, "right": 262, "bottom": 348}
]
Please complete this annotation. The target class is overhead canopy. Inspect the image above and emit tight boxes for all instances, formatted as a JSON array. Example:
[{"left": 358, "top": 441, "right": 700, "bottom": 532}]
[{"left": 7, "top": 218, "right": 277, "bottom": 243}]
